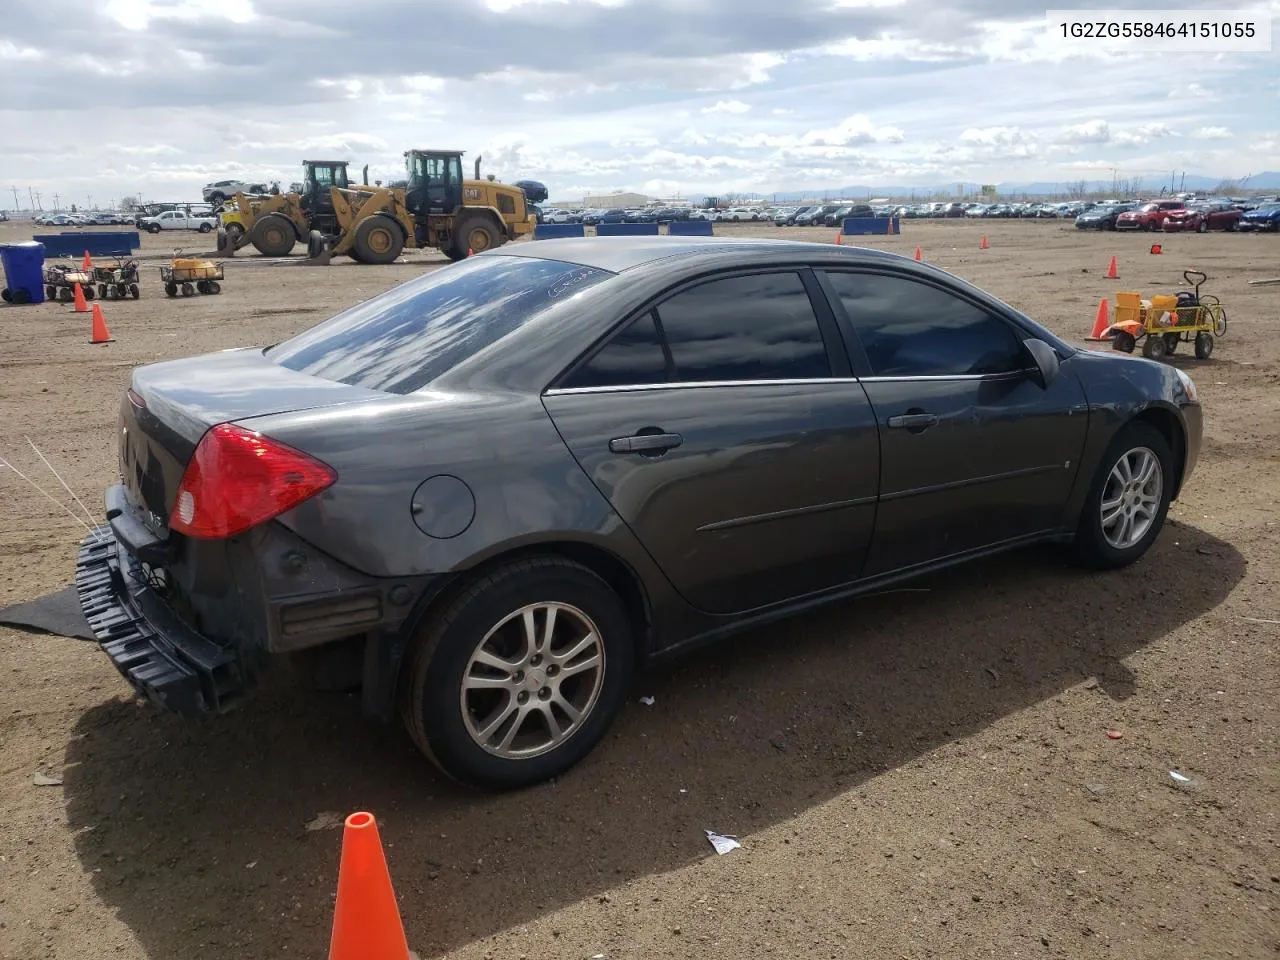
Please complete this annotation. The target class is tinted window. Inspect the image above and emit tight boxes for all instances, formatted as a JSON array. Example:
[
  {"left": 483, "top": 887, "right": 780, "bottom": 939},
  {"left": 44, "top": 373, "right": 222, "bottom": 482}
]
[
  {"left": 561, "top": 312, "right": 669, "bottom": 388},
  {"left": 826, "top": 272, "right": 1027, "bottom": 377},
  {"left": 654, "top": 272, "right": 830, "bottom": 382},
  {"left": 268, "top": 255, "right": 610, "bottom": 393}
]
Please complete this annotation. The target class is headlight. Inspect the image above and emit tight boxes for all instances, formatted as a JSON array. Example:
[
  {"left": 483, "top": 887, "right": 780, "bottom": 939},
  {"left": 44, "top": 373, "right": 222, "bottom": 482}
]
[{"left": 1175, "top": 367, "right": 1198, "bottom": 402}]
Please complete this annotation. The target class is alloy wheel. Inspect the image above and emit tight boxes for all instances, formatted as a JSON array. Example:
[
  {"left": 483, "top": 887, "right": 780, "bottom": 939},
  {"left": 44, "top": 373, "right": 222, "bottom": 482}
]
[
  {"left": 460, "top": 602, "right": 605, "bottom": 759},
  {"left": 1100, "top": 447, "right": 1163, "bottom": 549}
]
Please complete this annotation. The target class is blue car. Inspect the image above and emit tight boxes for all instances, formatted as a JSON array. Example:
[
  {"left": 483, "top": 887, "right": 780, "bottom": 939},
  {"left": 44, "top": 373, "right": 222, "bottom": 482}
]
[{"left": 1238, "top": 202, "right": 1280, "bottom": 231}]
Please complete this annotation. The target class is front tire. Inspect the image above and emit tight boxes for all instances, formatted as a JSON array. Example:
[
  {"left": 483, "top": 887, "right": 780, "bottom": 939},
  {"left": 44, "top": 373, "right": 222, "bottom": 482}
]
[
  {"left": 351, "top": 216, "right": 404, "bottom": 265},
  {"left": 400, "top": 557, "right": 635, "bottom": 790},
  {"left": 1072, "top": 422, "right": 1174, "bottom": 570}
]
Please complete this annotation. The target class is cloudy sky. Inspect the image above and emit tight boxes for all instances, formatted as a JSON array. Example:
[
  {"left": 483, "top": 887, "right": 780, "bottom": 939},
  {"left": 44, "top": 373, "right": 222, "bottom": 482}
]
[{"left": 1, "top": 0, "right": 1277, "bottom": 208}]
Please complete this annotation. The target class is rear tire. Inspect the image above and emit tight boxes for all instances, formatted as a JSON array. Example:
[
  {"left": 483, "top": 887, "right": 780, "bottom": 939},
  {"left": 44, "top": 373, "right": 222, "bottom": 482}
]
[
  {"left": 181, "top": 282, "right": 195, "bottom": 297},
  {"left": 1194, "top": 331, "right": 1214, "bottom": 359},
  {"left": 1072, "top": 421, "right": 1174, "bottom": 570},
  {"left": 250, "top": 214, "right": 297, "bottom": 257},
  {"left": 164, "top": 282, "right": 177, "bottom": 297},
  {"left": 129, "top": 283, "right": 140, "bottom": 299},
  {"left": 1113, "top": 331, "right": 1136, "bottom": 353},
  {"left": 351, "top": 216, "right": 404, "bottom": 265},
  {"left": 451, "top": 214, "right": 500, "bottom": 260},
  {"left": 400, "top": 557, "right": 634, "bottom": 790},
  {"left": 1142, "top": 334, "right": 1165, "bottom": 360},
  {"left": 199, "top": 222, "right": 213, "bottom": 233}
]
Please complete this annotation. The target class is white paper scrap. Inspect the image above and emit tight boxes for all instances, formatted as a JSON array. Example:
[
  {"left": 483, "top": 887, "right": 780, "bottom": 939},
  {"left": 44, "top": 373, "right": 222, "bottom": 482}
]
[{"left": 705, "top": 830, "right": 741, "bottom": 855}]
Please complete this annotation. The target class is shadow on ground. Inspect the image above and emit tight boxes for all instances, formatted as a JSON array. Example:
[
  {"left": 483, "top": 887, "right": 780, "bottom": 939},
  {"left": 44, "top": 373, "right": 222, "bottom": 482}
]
[{"left": 63, "top": 524, "right": 1244, "bottom": 959}]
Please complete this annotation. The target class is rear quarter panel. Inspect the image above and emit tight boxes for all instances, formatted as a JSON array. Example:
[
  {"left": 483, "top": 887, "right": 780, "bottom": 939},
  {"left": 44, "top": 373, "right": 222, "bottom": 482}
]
[{"left": 237, "top": 390, "right": 683, "bottom": 607}]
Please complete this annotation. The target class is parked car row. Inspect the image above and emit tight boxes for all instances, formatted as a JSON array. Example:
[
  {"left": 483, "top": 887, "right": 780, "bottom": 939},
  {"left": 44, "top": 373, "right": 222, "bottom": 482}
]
[
  {"left": 1095, "top": 196, "right": 1278, "bottom": 233},
  {"left": 32, "top": 212, "right": 134, "bottom": 227}
]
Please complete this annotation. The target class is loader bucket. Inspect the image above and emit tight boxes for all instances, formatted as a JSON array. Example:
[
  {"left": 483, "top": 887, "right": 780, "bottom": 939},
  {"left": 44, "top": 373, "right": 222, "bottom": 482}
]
[
  {"left": 302, "top": 230, "right": 332, "bottom": 266},
  {"left": 214, "top": 228, "right": 236, "bottom": 258}
]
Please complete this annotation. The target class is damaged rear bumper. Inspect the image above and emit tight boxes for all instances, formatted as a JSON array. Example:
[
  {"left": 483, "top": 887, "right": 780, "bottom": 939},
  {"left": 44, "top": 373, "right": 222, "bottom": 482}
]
[{"left": 75, "top": 524, "right": 244, "bottom": 718}]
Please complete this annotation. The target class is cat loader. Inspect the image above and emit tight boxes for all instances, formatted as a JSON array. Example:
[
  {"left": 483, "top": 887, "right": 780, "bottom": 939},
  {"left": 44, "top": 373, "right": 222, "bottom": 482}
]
[
  {"left": 216, "top": 150, "right": 536, "bottom": 264},
  {"left": 216, "top": 160, "right": 362, "bottom": 256}
]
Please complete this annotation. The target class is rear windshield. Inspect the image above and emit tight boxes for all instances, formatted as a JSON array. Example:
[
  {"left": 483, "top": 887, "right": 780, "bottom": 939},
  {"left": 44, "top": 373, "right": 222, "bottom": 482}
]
[{"left": 266, "top": 254, "right": 610, "bottom": 393}]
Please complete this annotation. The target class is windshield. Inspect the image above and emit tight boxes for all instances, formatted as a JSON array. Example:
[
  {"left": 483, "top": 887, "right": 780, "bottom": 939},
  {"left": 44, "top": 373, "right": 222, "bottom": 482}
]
[
  {"left": 1141, "top": 203, "right": 1159, "bottom": 211},
  {"left": 1255, "top": 203, "right": 1280, "bottom": 213},
  {"left": 267, "top": 255, "right": 611, "bottom": 393}
]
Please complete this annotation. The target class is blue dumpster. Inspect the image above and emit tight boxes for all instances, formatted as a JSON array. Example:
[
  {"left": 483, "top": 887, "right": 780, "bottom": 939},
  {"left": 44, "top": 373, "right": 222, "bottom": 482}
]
[{"left": 0, "top": 241, "right": 46, "bottom": 305}]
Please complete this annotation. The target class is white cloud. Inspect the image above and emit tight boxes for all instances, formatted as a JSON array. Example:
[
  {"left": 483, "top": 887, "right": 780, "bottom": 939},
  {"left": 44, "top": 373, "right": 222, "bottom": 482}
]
[
  {"left": 702, "top": 100, "right": 751, "bottom": 115},
  {"left": 1194, "top": 126, "right": 1233, "bottom": 140}
]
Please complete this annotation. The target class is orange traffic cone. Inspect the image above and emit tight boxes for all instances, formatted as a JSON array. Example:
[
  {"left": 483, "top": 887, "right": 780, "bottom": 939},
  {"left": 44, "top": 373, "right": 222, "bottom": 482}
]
[
  {"left": 1086, "top": 298, "right": 1110, "bottom": 340},
  {"left": 913, "top": 246, "right": 922, "bottom": 261},
  {"left": 979, "top": 235, "right": 989, "bottom": 250},
  {"left": 89, "top": 304, "right": 113, "bottom": 344},
  {"left": 886, "top": 218, "right": 894, "bottom": 235},
  {"left": 835, "top": 233, "right": 842, "bottom": 245},
  {"left": 467, "top": 247, "right": 474, "bottom": 257},
  {"left": 1149, "top": 243, "right": 1162, "bottom": 255},
  {"left": 73, "top": 282, "right": 89, "bottom": 313},
  {"left": 1105, "top": 255, "right": 1118, "bottom": 279},
  {"left": 82, "top": 250, "right": 93, "bottom": 271},
  {"left": 328, "top": 812, "right": 410, "bottom": 960}
]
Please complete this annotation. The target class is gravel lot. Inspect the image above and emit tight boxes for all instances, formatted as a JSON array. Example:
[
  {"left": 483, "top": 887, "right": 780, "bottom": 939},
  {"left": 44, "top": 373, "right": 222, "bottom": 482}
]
[{"left": 1, "top": 217, "right": 1277, "bottom": 960}]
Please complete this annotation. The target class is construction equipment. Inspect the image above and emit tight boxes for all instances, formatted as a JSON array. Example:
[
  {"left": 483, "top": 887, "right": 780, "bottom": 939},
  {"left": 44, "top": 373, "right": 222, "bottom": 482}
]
[
  {"left": 1107, "top": 270, "right": 1227, "bottom": 360},
  {"left": 161, "top": 255, "right": 224, "bottom": 297},
  {"left": 43, "top": 263, "right": 95, "bottom": 303},
  {"left": 219, "top": 160, "right": 360, "bottom": 255},
  {"left": 91, "top": 257, "right": 141, "bottom": 300},
  {"left": 218, "top": 151, "right": 536, "bottom": 264}
]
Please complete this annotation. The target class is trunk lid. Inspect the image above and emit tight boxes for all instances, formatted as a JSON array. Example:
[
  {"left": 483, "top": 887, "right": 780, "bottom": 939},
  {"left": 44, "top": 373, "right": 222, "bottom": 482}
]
[{"left": 119, "top": 347, "right": 380, "bottom": 528}]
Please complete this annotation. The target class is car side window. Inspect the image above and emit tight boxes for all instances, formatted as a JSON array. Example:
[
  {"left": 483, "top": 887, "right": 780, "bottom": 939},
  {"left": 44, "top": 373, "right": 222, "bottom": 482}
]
[
  {"left": 560, "top": 272, "right": 832, "bottom": 389},
  {"left": 653, "top": 272, "right": 831, "bottom": 382},
  {"left": 560, "top": 312, "right": 669, "bottom": 389},
  {"left": 825, "top": 272, "right": 1027, "bottom": 378}
]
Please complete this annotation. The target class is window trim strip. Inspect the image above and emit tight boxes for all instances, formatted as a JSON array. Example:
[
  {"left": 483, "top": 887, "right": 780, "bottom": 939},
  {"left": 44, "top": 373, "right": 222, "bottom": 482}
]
[{"left": 543, "top": 371, "right": 1037, "bottom": 396}]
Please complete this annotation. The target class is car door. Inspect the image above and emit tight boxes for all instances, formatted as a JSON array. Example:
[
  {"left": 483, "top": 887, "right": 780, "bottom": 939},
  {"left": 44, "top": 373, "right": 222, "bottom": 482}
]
[
  {"left": 817, "top": 268, "right": 1089, "bottom": 577},
  {"left": 543, "top": 269, "right": 881, "bottom": 616}
]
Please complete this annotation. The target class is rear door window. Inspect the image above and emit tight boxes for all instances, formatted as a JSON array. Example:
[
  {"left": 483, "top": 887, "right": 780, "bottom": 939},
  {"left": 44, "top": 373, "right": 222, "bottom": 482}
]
[
  {"left": 267, "top": 255, "right": 611, "bottom": 393},
  {"left": 559, "top": 271, "right": 832, "bottom": 388}
]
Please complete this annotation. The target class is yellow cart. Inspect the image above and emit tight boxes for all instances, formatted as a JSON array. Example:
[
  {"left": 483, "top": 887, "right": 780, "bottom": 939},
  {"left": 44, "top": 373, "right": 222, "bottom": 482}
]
[
  {"left": 160, "top": 256, "right": 224, "bottom": 297},
  {"left": 1109, "top": 270, "right": 1227, "bottom": 360}
]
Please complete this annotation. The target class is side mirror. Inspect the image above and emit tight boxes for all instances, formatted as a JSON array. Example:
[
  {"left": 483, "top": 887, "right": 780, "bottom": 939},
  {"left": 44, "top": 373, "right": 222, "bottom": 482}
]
[{"left": 1022, "top": 338, "right": 1060, "bottom": 389}]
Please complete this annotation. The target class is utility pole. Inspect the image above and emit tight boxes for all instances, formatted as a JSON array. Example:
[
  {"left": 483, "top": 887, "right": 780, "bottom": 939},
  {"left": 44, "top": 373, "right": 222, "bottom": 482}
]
[
  {"left": 10, "top": 187, "right": 19, "bottom": 211},
  {"left": 52, "top": 192, "right": 60, "bottom": 210},
  {"left": 32, "top": 189, "right": 40, "bottom": 210}
]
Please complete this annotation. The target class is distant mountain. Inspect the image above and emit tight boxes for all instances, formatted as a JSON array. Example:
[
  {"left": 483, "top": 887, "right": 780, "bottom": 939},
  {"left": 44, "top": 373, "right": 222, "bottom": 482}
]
[{"left": 691, "top": 171, "right": 1280, "bottom": 202}]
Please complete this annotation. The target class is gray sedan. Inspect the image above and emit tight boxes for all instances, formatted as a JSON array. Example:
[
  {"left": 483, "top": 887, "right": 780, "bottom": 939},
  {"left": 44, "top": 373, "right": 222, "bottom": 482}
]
[{"left": 78, "top": 237, "right": 1201, "bottom": 789}]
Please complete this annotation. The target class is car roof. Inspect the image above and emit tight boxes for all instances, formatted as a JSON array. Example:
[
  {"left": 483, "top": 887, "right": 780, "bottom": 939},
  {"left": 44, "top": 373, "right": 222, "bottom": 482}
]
[{"left": 491, "top": 235, "right": 903, "bottom": 273}]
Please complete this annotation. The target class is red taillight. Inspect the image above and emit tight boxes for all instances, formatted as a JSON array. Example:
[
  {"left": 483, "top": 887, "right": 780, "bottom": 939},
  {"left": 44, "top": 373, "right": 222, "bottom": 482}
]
[{"left": 169, "top": 423, "right": 336, "bottom": 539}]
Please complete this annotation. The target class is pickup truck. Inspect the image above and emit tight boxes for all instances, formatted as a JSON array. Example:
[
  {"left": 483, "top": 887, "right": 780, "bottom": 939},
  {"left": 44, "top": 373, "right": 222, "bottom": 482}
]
[{"left": 138, "top": 210, "right": 219, "bottom": 234}]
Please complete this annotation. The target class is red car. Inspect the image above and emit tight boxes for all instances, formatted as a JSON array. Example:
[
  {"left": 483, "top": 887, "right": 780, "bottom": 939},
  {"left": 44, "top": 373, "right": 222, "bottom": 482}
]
[
  {"left": 1162, "top": 202, "right": 1243, "bottom": 233},
  {"left": 1115, "top": 200, "right": 1184, "bottom": 231}
]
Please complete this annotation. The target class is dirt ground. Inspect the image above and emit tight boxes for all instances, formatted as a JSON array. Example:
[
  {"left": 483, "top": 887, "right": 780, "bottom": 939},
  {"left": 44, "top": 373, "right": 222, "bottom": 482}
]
[{"left": 1, "top": 218, "right": 1277, "bottom": 960}]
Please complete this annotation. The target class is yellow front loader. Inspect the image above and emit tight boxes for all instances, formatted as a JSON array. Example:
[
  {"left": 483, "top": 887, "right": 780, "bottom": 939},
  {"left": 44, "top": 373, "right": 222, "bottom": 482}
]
[{"left": 256, "top": 150, "right": 538, "bottom": 264}]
